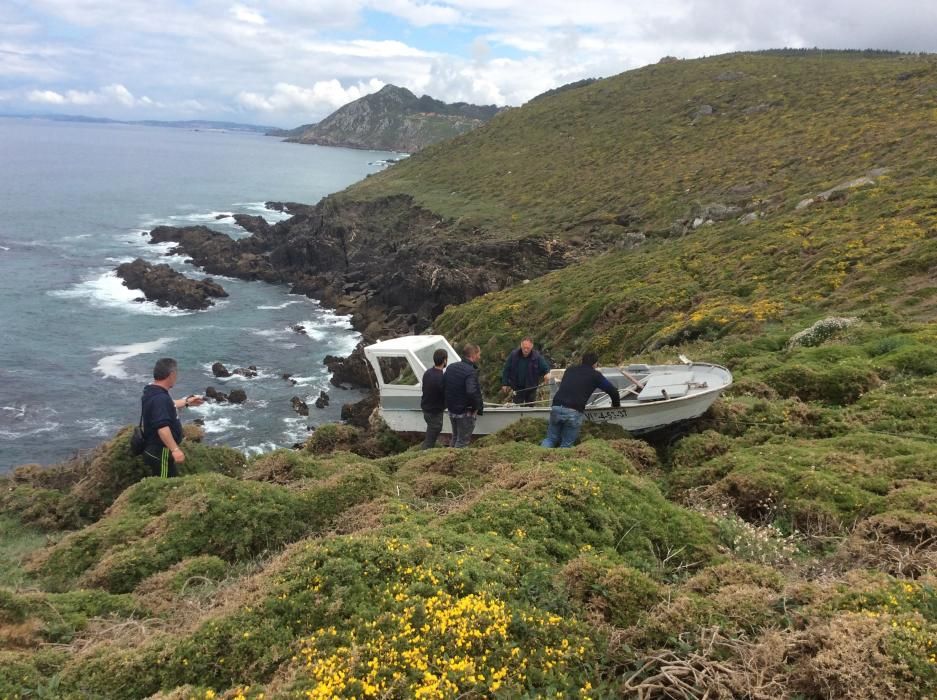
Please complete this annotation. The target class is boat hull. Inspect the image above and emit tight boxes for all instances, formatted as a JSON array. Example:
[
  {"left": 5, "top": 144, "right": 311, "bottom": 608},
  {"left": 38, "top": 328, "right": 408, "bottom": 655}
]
[{"left": 379, "top": 384, "right": 725, "bottom": 436}]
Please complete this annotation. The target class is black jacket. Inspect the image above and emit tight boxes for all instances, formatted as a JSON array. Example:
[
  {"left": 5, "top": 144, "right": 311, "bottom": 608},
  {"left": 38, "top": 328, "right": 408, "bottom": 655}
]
[
  {"left": 443, "top": 360, "right": 484, "bottom": 415},
  {"left": 552, "top": 364, "right": 621, "bottom": 413},
  {"left": 141, "top": 384, "right": 182, "bottom": 449},
  {"left": 421, "top": 367, "right": 446, "bottom": 412}
]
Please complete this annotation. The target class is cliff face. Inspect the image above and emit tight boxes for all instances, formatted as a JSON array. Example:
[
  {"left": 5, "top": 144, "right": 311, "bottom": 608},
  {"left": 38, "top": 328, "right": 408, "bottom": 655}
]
[{"left": 283, "top": 85, "right": 502, "bottom": 153}]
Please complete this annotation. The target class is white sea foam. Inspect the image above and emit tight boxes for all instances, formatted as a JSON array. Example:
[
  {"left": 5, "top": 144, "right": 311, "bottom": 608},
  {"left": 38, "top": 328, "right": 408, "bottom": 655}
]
[
  {"left": 0, "top": 421, "right": 61, "bottom": 440},
  {"left": 202, "top": 416, "right": 249, "bottom": 434},
  {"left": 51, "top": 270, "right": 190, "bottom": 316},
  {"left": 0, "top": 245, "right": 10, "bottom": 251},
  {"left": 94, "top": 337, "right": 177, "bottom": 380},
  {"left": 76, "top": 418, "right": 120, "bottom": 437},
  {"left": 231, "top": 201, "right": 291, "bottom": 221},
  {"left": 168, "top": 211, "right": 236, "bottom": 223},
  {"left": 257, "top": 300, "right": 303, "bottom": 310}
]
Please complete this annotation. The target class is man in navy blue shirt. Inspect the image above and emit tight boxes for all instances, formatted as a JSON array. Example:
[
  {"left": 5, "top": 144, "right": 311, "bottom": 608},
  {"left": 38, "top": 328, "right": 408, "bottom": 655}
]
[
  {"left": 141, "top": 357, "right": 203, "bottom": 477},
  {"left": 541, "top": 352, "right": 620, "bottom": 448},
  {"left": 420, "top": 348, "right": 448, "bottom": 449}
]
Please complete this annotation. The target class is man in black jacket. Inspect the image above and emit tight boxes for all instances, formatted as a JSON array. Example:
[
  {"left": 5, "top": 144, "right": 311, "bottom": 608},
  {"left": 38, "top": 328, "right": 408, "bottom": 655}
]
[
  {"left": 420, "top": 348, "right": 448, "bottom": 449},
  {"left": 541, "top": 352, "right": 620, "bottom": 448},
  {"left": 443, "top": 343, "right": 484, "bottom": 448}
]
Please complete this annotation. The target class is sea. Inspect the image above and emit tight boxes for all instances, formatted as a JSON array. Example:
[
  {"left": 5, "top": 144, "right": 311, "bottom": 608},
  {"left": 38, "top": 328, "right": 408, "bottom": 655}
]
[{"left": 0, "top": 118, "right": 398, "bottom": 471}]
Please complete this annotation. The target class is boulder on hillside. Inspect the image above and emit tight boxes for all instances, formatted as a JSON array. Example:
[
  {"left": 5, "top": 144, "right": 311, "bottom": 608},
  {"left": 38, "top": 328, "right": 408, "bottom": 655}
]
[{"left": 116, "top": 258, "right": 228, "bottom": 311}]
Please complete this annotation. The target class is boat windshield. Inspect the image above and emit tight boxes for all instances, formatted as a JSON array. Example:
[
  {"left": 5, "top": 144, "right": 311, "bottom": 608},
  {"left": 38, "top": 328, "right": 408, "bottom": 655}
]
[{"left": 376, "top": 356, "right": 419, "bottom": 386}]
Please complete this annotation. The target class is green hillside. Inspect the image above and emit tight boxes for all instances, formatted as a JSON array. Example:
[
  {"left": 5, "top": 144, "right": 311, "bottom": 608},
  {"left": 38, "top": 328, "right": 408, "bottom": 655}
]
[
  {"left": 347, "top": 50, "right": 937, "bottom": 242},
  {"left": 5, "top": 51, "right": 937, "bottom": 698}
]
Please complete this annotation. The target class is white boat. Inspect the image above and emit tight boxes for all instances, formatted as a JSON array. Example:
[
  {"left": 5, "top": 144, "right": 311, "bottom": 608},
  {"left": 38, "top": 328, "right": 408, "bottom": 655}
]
[{"left": 363, "top": 335, "right": 733, "bottom": 436}]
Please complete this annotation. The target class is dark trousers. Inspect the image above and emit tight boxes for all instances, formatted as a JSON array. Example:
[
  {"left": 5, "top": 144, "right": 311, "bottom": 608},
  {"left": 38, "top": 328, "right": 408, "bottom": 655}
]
[
  {"left": 422, "top": 410, "right": 444, "bottom": 449},
  {"left": 143, "top": 446, "right": 178, "bottom": 478},
  {"left": 513, "top": 386, "right": 539, "bottom": 405},
  {"left": 449, "top": 413, "right": 477, "bottom": 448}
]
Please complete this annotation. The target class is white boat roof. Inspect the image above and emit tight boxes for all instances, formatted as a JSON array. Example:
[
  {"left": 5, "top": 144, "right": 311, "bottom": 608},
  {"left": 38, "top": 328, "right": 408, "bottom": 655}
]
[{"left": 365, "top": 334, "right": 451, "bottom": 353}]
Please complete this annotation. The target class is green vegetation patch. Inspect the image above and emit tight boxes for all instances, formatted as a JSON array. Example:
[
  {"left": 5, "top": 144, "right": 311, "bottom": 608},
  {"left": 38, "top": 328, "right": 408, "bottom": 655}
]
[{"left": 31, "top": 465, "right": 390, "bottom": 593}]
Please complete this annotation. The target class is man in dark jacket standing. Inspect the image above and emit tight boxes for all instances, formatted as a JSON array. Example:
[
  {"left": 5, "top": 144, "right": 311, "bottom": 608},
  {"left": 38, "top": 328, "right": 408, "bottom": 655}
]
[
  {"left": 541, "top": 352, "right": 620, "bottom": 448},
  {"left": 500, "top": 336, "right": 551, "bottom": 405},
  {"left": 420, "top": 348, "right": 448, "bottom": 449},
  {"left": 443, "top": 343, "right": 484, "bottom": 448},
  {"left": 141, "top": 357, "right": 203, "bottom": 478}
]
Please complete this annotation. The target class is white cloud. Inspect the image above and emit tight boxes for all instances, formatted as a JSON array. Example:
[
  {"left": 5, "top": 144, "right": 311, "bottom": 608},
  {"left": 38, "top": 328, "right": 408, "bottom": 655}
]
[
  {"left": 237, "top": 78, "right": 386, "bottom": 116},
  {"left": 27, "top": 89, "right": 66, "bottom": 105},
  {"left": 26, "top": 83, "right": 143, "bottom": 108},
  {"left": 230, "top": 4, "right": 266, "bottom": 25}
]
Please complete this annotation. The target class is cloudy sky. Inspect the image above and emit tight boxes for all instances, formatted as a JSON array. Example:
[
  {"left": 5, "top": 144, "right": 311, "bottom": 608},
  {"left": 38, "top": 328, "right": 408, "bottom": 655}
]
[{"left": 1, "top": 0, "right": 935, "bottom": 127}]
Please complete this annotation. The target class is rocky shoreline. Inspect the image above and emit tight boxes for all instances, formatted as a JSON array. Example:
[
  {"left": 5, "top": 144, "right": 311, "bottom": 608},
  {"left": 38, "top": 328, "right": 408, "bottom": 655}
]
[{"left": 148, "top": 194, "right": 572, "bottom": 340}]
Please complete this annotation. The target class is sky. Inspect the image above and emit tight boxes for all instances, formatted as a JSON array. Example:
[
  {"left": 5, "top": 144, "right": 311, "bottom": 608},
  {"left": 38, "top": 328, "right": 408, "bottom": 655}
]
[{"left": 1, "top": 0, "right": 936, "bottom": 128}]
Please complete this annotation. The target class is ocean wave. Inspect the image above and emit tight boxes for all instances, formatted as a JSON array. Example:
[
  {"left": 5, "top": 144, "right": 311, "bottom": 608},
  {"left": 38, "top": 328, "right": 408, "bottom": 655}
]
[
  {"left": 0, "top": 245, "right": 10, "bottom": 251},
  {"left": 50, "top": 270, "right": 191, "bottom": 316},
  {"left": 167, "top": 211, "right": 236, "bottom": 224},
  {"left": 201, "top": 416, "right": 249, "bottom": 434},
  {"left": 256, "top": 300, "right": 303, "bottom": 310},
  {"left": 93, "top": 337, "right": 178, "bottom": 380},
  {"left": 199, "top": 362, "right": 276, "bottom": 381},
  {"left": 0, "top": 421, "right": 61, "bottom": 440},
  {"left": 75, "top": 417, "right": 120, "bottom": 438},
  {"left": 231, "top": 201, "right": 292, "bottom": 221}
]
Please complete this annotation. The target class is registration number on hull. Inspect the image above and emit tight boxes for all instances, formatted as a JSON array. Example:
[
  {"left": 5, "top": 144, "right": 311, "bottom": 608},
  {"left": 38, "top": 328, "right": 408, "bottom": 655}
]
[{"left": 587, "top": 408, "right": 628, "bottom": 423}]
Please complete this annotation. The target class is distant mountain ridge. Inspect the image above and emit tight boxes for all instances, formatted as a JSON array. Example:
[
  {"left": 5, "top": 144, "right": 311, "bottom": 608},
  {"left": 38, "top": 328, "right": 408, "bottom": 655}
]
[
  {"left": 272, "top": 85, "right": 502, "bottom": 153},
  {"left": 0, "top": 114, "right": 275, "bottom": 133}
]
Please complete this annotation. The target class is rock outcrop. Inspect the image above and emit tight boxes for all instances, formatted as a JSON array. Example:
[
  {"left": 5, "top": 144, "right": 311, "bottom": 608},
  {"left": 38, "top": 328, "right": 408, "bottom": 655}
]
[{"left": 116, "top": 258, "right": 227, "bottom": 310}]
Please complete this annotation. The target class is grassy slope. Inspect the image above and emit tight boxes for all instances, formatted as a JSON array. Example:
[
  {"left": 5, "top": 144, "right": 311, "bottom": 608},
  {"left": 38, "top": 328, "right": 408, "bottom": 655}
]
[{"left": 346, "top": 51, "right": 937, "bottom": 240}]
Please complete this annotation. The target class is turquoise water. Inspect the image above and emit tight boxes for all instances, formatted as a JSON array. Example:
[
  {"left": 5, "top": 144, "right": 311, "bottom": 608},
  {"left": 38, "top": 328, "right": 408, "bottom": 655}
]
[{"left": 0, "top": 119, "right": 396, "bottom": 470}]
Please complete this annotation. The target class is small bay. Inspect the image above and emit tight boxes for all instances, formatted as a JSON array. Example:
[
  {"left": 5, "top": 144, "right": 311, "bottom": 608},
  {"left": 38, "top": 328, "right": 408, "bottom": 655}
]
[{"left": 0, "top": 118, "right": 396, "bottom": 470}]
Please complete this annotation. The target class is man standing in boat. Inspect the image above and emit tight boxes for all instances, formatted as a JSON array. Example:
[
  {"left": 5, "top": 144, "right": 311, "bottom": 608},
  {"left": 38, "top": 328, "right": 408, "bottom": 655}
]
[
  {"left": 541, "top": 352, "right": 620, "bottom": 448},
  {"left": 500, "top": 337, "right": 551, "bottom": 405},
  {"left": 443, "top": 343, "right": 484, "bottom": 448},
  {"left": 420, "top": 348, "right": 448, "bottom": 449}
]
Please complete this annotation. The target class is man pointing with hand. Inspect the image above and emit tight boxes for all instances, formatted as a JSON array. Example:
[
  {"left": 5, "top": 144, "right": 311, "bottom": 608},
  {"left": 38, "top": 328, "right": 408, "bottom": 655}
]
[{"left": 141, "top": 357, "right": 204, "bottom": 478}]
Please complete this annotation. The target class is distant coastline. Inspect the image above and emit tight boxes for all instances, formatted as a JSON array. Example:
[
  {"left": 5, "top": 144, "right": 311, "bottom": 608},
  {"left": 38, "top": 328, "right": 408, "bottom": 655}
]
[{"left": 0, "top": 113, "right": 277, "bottom": 134}]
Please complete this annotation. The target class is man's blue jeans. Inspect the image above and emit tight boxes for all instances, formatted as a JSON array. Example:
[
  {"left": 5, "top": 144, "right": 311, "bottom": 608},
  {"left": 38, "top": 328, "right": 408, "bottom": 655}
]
[
  {"left": 540, "top": 405, "right": 585, "bottom": 448},
  {"left": 449, "top": 413, "right": 477, "bottom": 448}
]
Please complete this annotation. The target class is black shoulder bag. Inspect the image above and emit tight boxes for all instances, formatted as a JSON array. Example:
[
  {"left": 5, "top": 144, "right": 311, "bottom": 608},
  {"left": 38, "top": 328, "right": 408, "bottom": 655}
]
[{"left": 129, "top": 395, "right": 149, "bottom": 456}]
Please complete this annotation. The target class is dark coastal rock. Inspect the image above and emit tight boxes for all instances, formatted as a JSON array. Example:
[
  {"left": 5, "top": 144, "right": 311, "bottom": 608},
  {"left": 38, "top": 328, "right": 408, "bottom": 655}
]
[
  {"left": 324, "top": 343, "right": 373, "bottom": 389},
  {"left": 314, "top": 391, "right": 330, "bottom": 409},
  {"left": 292, "top": 324, "right": 307, "bottom": 335},
  {"left": 265, "top": 201, "right": 314, "bottom": 216},
  {"left": 228, "top": 389, "right": 247, "bottom": 404},
  {"left": 212, "top": 362, "right": 232, "bottom": 378},
  {"left": 214, "top": 213, "right": 232, "bottom": 220},
  {"left": 115, "top": 258, "right": 228, "bottom": 311},
  {"left": 291, "top": 396, "right": 309, "bottom": 416},
  {"left": 233, "top": 214, "right": 272, "bottom": 236},
  {"left": 341, "top": 392, "right": 378, "bottom": 429},
  {"left": 232, "top": 365, "right": 258, "bottom": 378},
  {"left": 205, "top": 386, "right": 228, "bottom": 402},
  {"left": 281, "top": 373, "right": 298, "bottom": 386}
]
